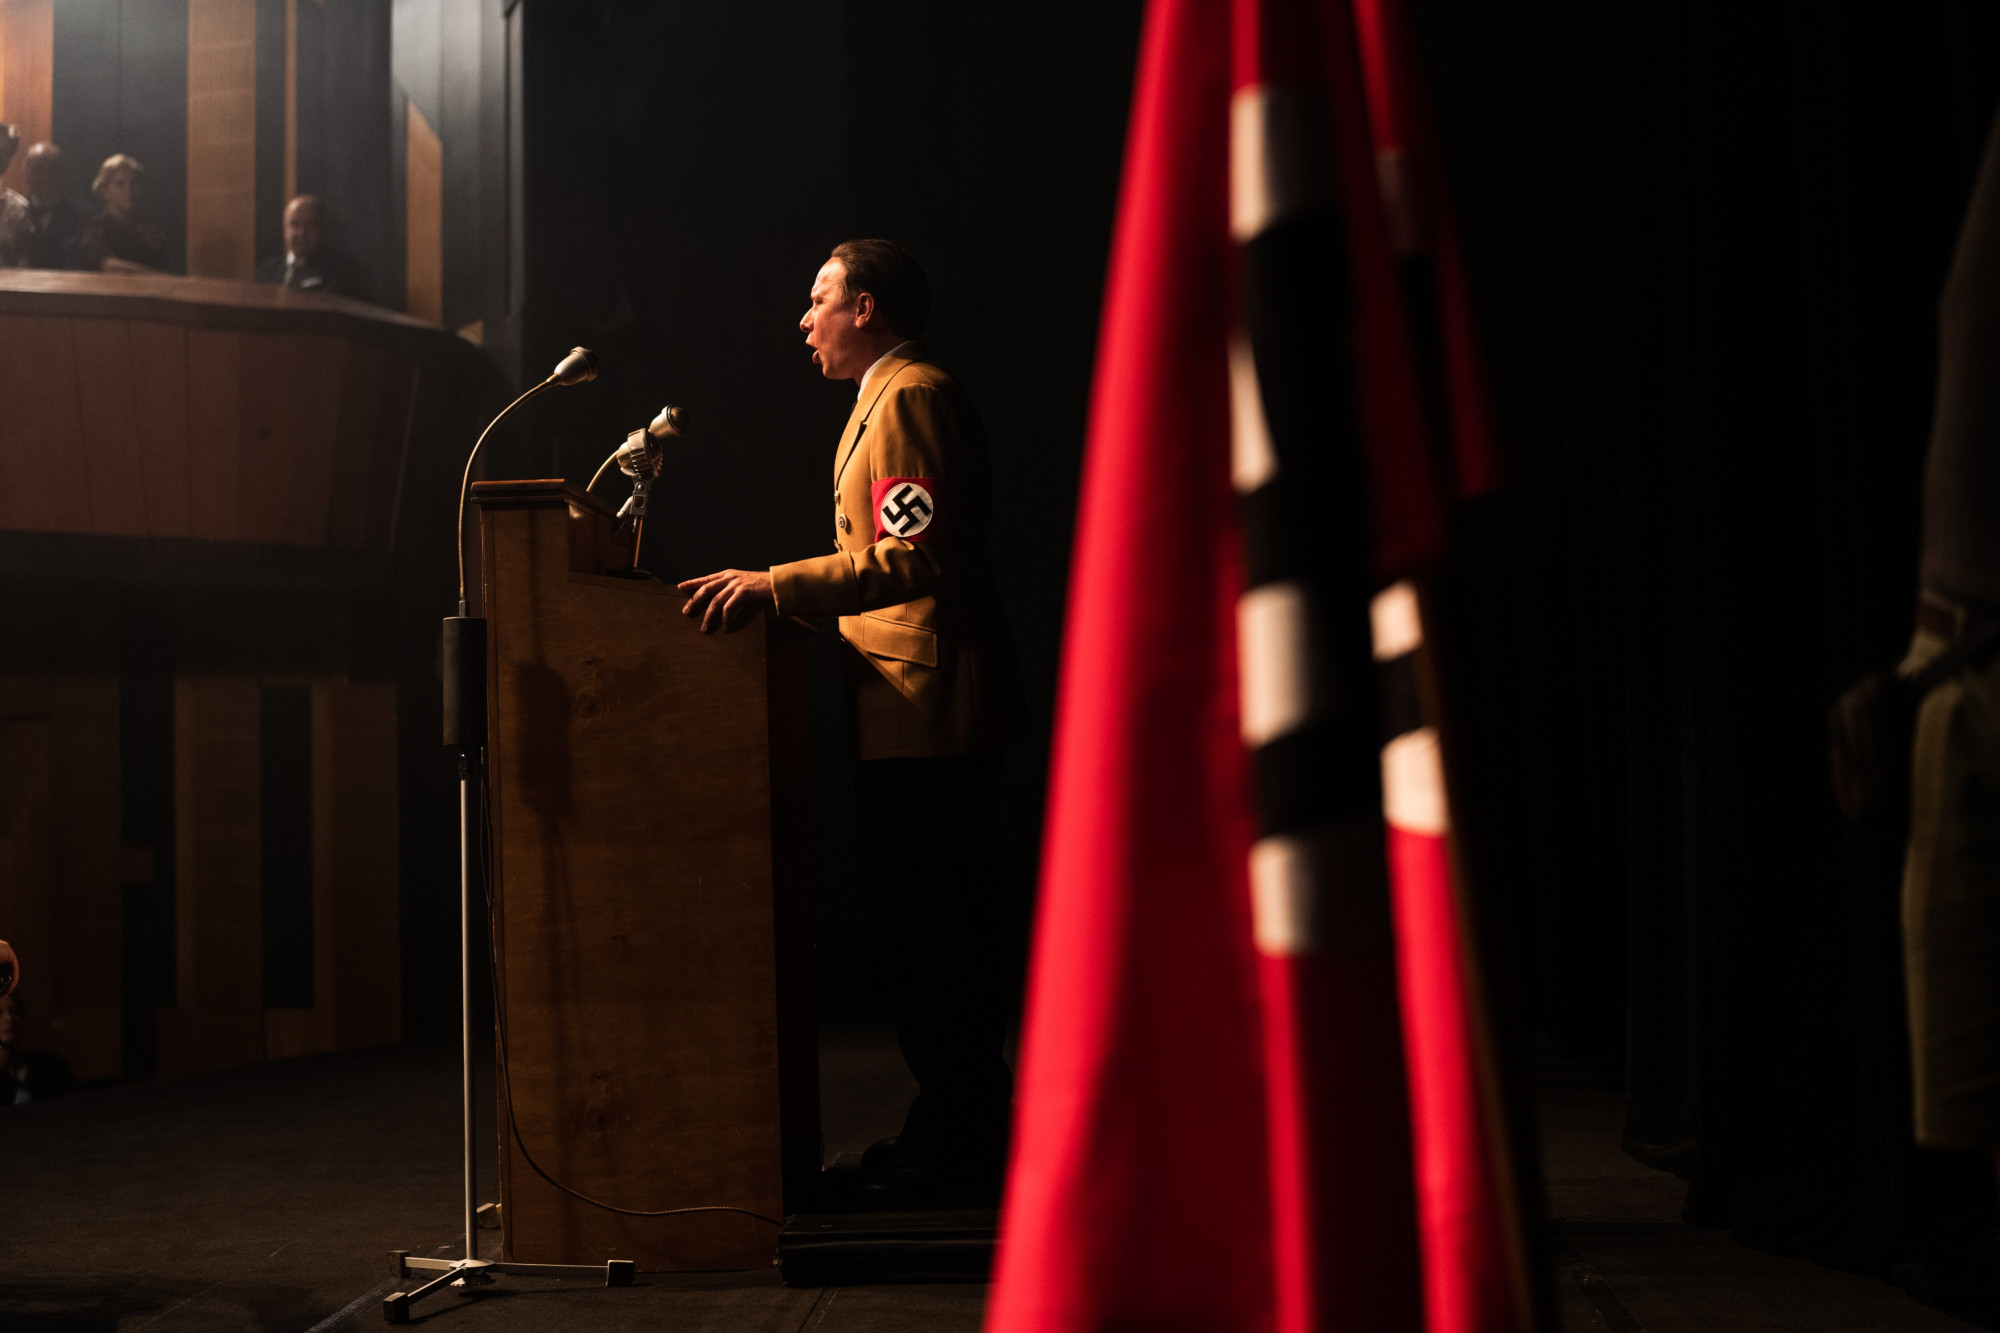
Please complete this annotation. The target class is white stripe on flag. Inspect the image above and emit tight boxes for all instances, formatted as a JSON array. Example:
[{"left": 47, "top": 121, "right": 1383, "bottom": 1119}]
[
  {"left": 1249, "top": 820, "right": 1393, "bottom": 956},
  {"left": 1229, "top": 84, "right": 1332, "bottom": 242},
  {"left": 1382, "top": 724, "right": 1449, "bottom": 835},
  {"left": 1251, "top": 831, "right": 1321, "bottom": 956},
  {"left": 1229, "top": 333, "right": 1278, "bottom": 493},
  {"left": 1370, "top": 579, "right": 1423, "bottom": 660},
  {"left": 1238, "top": 579, "right": 1319, "bottom": 746}
]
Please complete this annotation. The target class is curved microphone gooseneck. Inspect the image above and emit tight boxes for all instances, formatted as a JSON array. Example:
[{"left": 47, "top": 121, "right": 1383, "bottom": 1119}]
[{"left": 453, "top": 345, "right": 599, "bottom": 613}]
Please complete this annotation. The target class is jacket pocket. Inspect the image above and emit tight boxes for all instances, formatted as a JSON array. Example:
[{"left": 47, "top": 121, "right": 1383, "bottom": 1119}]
[{"left": 844, "top": 613, "right": 939, "bottom": 668}]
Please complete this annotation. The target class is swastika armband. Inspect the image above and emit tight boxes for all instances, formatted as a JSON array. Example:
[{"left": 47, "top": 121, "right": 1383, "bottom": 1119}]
[{"left": 871, "top": 477, "right": 940, "bottom": 543}]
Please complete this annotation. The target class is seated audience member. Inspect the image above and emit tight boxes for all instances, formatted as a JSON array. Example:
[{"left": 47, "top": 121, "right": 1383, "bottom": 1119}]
[
  {"left": 0, "top": 123, "right": 28, "bottom": 266},
  {"left": 0, "top": 938, "right": 16, "bottom": 998},
  {"left": 0, "top": 993, "right": 71, "bottom": 1105},
  {"left": 22, "top": 142, "right": 82, "bottom": 269},
  {"left": 77, "top": 153, "right": 168, "bottom": 274},
  {"left": 254, "top": 194, "right": 364, "bottom": 299}
]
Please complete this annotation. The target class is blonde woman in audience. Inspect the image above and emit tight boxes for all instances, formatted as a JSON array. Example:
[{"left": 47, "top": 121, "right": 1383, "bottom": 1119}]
[{"left": 78, "top": 153, "right": 168, "bottom": 273}]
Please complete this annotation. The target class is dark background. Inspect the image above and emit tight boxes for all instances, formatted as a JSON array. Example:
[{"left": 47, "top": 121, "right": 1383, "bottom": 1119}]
[
  {"left": 487, "top": 0, "right": 1147, "bottom": 1024},
  {"left": 31, "top": 0, "right": 2000, "bottom": 1251},
  {"left": 458, "top": 0, "right": 2000, "bottom": 1237},
  {"left": 1413, "top": 0, "right": 2000, "bottom": 1252}
]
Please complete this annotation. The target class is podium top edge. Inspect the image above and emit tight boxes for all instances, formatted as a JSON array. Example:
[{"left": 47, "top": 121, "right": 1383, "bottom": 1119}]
[{"left": 470, "top": 479, "right": 618, "bottom": 519}]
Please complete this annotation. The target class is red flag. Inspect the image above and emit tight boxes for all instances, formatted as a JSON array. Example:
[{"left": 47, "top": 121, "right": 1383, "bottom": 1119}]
[
  {"left": 1228, "top": 1, "right": 1427, "bottom": 1329},
  {"left": 1238, "top": 0, "right": 1528, "bottom": 1327},
  {"left": 1339, "top": 1, "right": 1528, "bottom": 1327},
  {"left": 1349, "top": 0, "right": 1502, "bottom": 499},
  {"left": 1374, "top": 582, "right": 1529, "bottom": 1333},
  {"left": 984, "top": 0, "right": 1275, "bottom": 1326},
  {"left": 990, "top": 0, "right": 1530, "bottom": 1330}
]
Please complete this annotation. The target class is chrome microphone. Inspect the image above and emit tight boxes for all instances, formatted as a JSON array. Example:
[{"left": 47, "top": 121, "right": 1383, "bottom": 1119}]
[
  {"left": 550, "top": 346, "right": 600, "bottom": 386},
  {"left": 614, "top": 405, "right": 684, "bottom": 522}
]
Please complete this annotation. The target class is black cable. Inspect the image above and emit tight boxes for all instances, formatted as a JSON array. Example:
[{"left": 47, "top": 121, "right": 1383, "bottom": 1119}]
[{"left": 472, "top": 757, "right": 783, "bottom": 1227}]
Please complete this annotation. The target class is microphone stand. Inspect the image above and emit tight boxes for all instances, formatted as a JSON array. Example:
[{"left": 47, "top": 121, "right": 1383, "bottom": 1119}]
[
  {"left": 383, "top": 349, "right": 637, "bottom": 1324},
  {"left": 585, "top": 404, "right": 682, "bottom": 571}
]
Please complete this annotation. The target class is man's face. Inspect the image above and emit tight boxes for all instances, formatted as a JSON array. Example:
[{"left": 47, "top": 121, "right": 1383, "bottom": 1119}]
[
  {"left": 284, "top": 197, "right": 322, "bottom": 258},
  {"left": 24, "top": 145, "right": 61, "bottom": 204},
  {"left": 800, "top": 260, "right": 872, "bottom": 381}
]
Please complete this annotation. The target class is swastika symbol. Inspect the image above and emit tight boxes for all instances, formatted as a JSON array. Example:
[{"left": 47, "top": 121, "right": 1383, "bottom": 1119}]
[{"left": 879, "top": 482, "right": 934, "bottom": 537}]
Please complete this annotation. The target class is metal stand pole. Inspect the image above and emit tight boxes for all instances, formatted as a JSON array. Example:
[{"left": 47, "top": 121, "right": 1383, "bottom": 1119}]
[
  {"left": 461, "top": 759, "right": 479, "bottom": 1271},
  {"left": 381, "top": 620, "right": 634, "bottom": 1324}
]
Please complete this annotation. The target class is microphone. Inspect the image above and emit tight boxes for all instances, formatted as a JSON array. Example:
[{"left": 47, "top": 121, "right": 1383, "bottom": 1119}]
[
  {"left": 615, "top": 405, "right": 684, "bottom": 488},
  {"left": 453, "top": 346, "right": 602, "bottom": 612},
  {"left": 610, "top": 406, "right": 685, "bottom": 568},
  {"left": 585, "top": 404, "right": 685, "bottom": 498},
  {"left": 550, "top": 346, "right": 599, "bottom": 386}
]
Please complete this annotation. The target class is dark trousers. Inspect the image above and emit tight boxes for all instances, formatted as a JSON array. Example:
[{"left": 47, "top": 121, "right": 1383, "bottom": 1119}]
[{"left": 854, "top": 752, "right": 1013, "bottom": 1166}]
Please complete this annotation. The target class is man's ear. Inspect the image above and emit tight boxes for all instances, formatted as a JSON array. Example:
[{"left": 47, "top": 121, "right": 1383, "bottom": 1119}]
[{"left": 853, "top": 290, "right": 876, "bottom": 329}]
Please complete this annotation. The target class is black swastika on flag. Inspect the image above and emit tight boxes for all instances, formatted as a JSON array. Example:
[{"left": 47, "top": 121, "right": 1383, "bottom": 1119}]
[{"left": 879, "top": 482, "right": 934, "bottom": 536}]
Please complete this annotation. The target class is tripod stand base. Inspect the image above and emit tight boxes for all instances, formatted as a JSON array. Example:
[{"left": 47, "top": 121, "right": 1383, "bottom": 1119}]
[{"left": 383, "top": 1252, "right": 636, "bottom": 1323}]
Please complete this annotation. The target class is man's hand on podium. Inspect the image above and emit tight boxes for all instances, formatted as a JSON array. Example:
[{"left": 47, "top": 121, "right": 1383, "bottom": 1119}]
[{"left": 677, "top": 569, "right": 775, "bottom": 634}]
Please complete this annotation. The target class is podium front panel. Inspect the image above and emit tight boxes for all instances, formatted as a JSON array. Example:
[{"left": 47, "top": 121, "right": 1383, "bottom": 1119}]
[{"left": 476, "top": 481, "right": 815, "bottom": 1271}]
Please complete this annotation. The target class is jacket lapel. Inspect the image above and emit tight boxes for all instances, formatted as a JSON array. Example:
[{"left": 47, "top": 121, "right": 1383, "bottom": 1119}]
[
  {"left": 833, "top": 341, "right": 928, "bottom": 484},
  {"left": 832, "top": 396, "right": 870, "bottom": 481}
]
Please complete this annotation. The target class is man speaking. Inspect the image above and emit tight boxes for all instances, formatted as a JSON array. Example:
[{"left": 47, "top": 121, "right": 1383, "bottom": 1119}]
[{"left": 678, "top": 239, "right": 1021, "bottom": 1200}]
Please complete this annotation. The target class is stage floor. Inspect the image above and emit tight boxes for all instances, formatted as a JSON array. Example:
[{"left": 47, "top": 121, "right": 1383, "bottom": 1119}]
[
  {"left": 0, "top": 1030, "right": 981, "bottom": 1332},
  {"left": 5, "top": 1029, "right": 1976, "bottom": 1331},
  {"left": 1541, "top": 1086, "right": 1977, "bottom": 1332}
]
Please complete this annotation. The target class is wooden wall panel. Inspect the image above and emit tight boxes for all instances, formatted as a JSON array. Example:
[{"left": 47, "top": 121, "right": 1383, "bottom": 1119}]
[
  {"left": 283, "top": 0, "right": 297, "bottom": 203},
  {"left": 320, "top": 680, "right": 398, "bottom": 1049},
  {"left": 404, "top": 98, "right": 442, "bottom": 324},
  {"left": 0, "top": 0, "right": 53, "bottom": 199},
  {"left": 235, "top": 331, "right": 346, "bottom": 545},
  {"left": 158, "top": 674, "right": 265, "bottom": 1078},
  {"left": 0, "top": 687, "right": 54, "bottom": 1048},
  {"left": 127, "top": 321, "right": 194, "bottom": 539},
  {"left": 47, "top": 674, "right": 121, "bottom": 1081},
  {"left": 186, "top": 0, "right": 258, "bottom": 279},
  {"left": 0, "top": 673, "right": 121, "bottom": 1082},
  {"left": 0, "top": 312, "right": 91, "bottom": 533},
  {"left": 68, "top": 319, "right": 156, "bottom": 537},
  {"left": 264, "top": 677, "right": 399, "bottom": 1061},
  {"left": 0, "top": 273, "right": 463, "bottom": 550},
  {"left": 325, "top": 343, "right": 392, "bottom": 552},
  {"left": 184, "top": 328, "right": 245, "bottom": 541}
]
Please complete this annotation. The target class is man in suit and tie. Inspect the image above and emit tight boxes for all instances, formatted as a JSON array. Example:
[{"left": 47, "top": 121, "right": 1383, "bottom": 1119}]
[
  {"left": 254, "top": 194, "right": 365, "bottom": 301},
  {"left": 680, "top": 239, "right": 1022, "bottom": 1200}
]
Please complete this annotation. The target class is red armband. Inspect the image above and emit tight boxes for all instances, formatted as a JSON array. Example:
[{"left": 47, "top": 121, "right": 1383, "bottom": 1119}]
[{"left": 872, "top": 477, "right": 940, "bottom": 542}]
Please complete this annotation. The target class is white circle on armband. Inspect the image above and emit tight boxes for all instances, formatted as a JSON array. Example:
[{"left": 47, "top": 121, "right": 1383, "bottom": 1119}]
[{"left": 876, "top": 481, "right": 935, "bottom": 538}]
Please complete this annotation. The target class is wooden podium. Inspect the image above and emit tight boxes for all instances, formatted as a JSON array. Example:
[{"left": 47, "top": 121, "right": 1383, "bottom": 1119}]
[{"left": 473, "top": 479, "right": 819, "bottom": 1271}]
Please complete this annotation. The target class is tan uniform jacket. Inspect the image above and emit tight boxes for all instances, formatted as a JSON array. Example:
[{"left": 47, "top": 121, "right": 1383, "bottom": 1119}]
[{"left": 770, "top": 345, "right": 1022, "bottom": 759}]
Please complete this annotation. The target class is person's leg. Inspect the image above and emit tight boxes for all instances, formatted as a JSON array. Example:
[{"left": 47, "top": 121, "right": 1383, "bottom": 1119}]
[
  {"left": 1906, "top": 648, "right": 2000, "bottom": 1154},
  {"left": 1900, "top": 640, "right": 2000, "bottom": 1316},
  {"left": 855, "top": 752, "right": 1012, "bottom": 1183}
]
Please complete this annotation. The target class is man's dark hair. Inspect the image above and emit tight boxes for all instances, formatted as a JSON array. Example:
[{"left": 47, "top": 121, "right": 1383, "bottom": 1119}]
[{"left": 830, "top": 238, "right": 931, "bottom": 338}]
